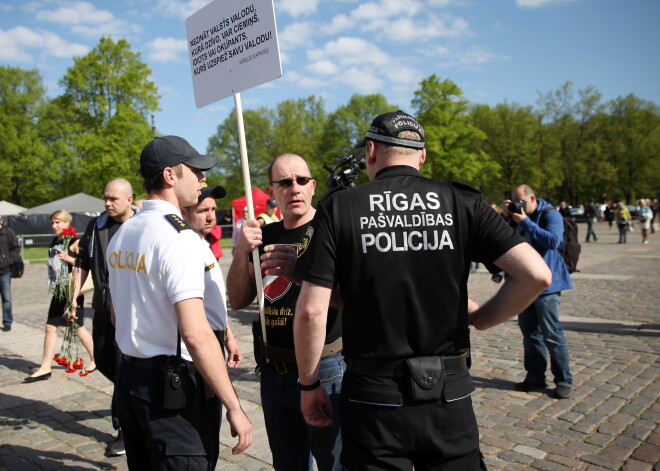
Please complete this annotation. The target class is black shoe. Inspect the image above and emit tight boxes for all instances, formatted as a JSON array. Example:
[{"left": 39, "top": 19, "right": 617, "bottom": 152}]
[
  {"left": 2, "top": 325, "right": 10, "bottom": 332},
  {"left": 514, "top": 379, "right": 546, "bottom": 392},
  {"left": 554, "top": 385, "right": 572, "bottom": 399},
  {"left": 23, "top": 372, "right": 51, "bottom": 383},
  {"left": 106, "top": 430, "right": 126, "bottom": 456}
]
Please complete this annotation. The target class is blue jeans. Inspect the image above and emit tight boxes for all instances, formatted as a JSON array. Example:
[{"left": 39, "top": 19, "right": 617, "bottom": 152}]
[
  {"left": 518, "top": 293, "right": 572, "bottom": 388},
  {"left": 618, "top": 224, "right": 627, "bottom": 242},
  {"left": 260, "top": 353, "right": 345, "bottom": 471},
  {"left": 0, "top": 272, "right": 12, "bottom": 327},
  {"left": 586, "top": 218, "right": 597, "bottom": 241}
]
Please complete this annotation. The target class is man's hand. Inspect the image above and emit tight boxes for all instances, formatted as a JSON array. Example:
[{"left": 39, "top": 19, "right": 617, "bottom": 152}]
[
  {"left": 225, "top": 334, "right": 242, "bottom": 368},
  {"left": 467, "top": 298, "right": 479, "bottom": 314},
  {"left": 225, "top": 407, "right": 253, "bottom": 454},
  {"left": 505, "top": 199, "right": 528, "bottom": 224},
  {"left": 300, "top": 387, "right": 333, "bottom": 427},
  {"left": 261, "top": 244, "right": 299, "bottom": 283},
  {"left": 236, "top": 219, "right": 262, "bottom": 255}
]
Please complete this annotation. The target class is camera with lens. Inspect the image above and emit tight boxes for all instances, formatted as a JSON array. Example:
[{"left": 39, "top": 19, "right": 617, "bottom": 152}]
[
  {"left": 324, "top": 153, "right": 366, "bottom": 191},
  {"left": 507, "top": 199, "right": 527, "bottom": 215}
]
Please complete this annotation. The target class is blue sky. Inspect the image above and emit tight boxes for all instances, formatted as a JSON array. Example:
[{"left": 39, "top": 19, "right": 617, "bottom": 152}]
[{"left": 1, "top": 0, "right": 658, "bottom": 155}]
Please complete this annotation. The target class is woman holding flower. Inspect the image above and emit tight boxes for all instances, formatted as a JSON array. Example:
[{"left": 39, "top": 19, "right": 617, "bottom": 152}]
[{"left": 24, "top": 210, "right": 96, "bottom": 382}]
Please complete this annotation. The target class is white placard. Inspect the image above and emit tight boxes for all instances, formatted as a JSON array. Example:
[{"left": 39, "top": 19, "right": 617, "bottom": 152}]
[{"left": 185, "top": 0, "right": 282, "bottom": 108}]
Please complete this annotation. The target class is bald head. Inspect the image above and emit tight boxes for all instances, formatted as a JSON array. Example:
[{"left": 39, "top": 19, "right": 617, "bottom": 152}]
[
  {"left": 511, "top": 184, "right": 537, "bottom": 214},
  {"left": 105, "top": 178, "right": 133, "bottom": 197},
  {"left": 104, "top": 178, "right": 135, "bottom": 222}
]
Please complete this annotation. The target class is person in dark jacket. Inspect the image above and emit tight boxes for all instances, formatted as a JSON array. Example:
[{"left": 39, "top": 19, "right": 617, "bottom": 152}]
[
  {"left": 72, "top": 178, "right": 136, "bottom": 457},
  {"left": 0, "top": 216, "right": 20, "bottom": 331}
]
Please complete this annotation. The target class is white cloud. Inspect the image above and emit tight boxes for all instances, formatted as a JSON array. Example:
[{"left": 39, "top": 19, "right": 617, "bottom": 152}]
[
  {"left": 320, "top": 37, "right": 390, "bottom": 66},
  {"left": 381, "top": 14, "right": 470, "bottom": 41},
  {"left": 336, "top": 67, "right": 384, "bottom": 93},
  {"left": 277, "top": 0, "right": 320, "bottom": 17},
  {"left": 305, "top": 60, "right": 339, "bottom": 75},
  {"left": 287, "top": 71, "right": 328, "bottom": 88},
  {"left": 516, "top": 0, "right": 578, "bottom": 7},
  {"left": 322, "top": 14, "right": 355, "bottom": 35},
  {"left": 352, "top": 0, "right": 422, "bottom": 21},
  {"left": 433, "top": 46, "right": 509, "bottom": 69},
  {"left": 36, "top": 2, "right": 114, "bottom": 25},
  {"left": 157, "top": 0, "right": 213, "bottom": 19},
  {"left": 278, "top": 21, "right": 315, "bottom": 51},
  {"left": 36, "top": 2, "right": 140, "bottom": 37},
  {"left": 0, "top": 26, "right": 88, "bottom": 62},
  {"left": 146, "top": 37, "right": 188, "bottom": 62}
]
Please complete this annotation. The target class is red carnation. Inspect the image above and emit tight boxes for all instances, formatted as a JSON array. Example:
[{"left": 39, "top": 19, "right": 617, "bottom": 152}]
[
  {"left": 61, "top": 226, "right": 78, "bottom": 238},
  {"left": 79, "top": 370, "right": 89, "bottom": 377}
]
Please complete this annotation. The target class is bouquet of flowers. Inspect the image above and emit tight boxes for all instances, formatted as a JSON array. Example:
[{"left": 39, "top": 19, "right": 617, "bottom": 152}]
[
  {"left": 54, "top": 316, "right": 89, "bottom": 376},
  {"left": 49, "top": 226, "right": 90, "bottom": 376},
  {"left": 49, "top": 226, "right": 78, "bottom": 301}
]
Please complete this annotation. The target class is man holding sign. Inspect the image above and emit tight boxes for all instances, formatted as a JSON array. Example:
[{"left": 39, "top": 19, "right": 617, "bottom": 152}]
[{"left": 228, "top": 154, "right": 344, "bottom": 471}]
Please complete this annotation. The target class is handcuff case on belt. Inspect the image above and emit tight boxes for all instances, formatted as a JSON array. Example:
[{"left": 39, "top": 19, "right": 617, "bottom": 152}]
[{"left": 404, "top": 356, "right": 444, "bottom": 401}]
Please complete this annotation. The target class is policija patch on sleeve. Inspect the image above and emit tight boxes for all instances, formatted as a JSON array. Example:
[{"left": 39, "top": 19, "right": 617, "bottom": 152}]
[{"left": 164, "top": 214, "right": 192, "bottom": 232}]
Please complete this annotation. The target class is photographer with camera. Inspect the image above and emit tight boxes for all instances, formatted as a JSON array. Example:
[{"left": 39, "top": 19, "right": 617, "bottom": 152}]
[{"left": 506, "top": 184, "right": 573, "bottom": 399}]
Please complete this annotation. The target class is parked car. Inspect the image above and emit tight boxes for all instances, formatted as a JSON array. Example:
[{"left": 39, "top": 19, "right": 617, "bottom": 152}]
[{"left": 569, "top": 207, "right": 588, "bottom": 222}]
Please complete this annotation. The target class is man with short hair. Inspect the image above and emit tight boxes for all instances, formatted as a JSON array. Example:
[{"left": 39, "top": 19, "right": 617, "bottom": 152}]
[
  {"left": 73, "top": 178, "right": 136, "bottom": 456},
  {"left": 107, "top": 135, "right": 252, "bottom": 469},
  {"left": 181, "top": 184, "right": 241, "bottom": 368},
  {"left": 227, "top": 153, "right": 344, "bottom": 471},
  {"left": 257, "top": 199, "right": 279, "bottom": 226},
  {"left": 293, "top": 110, "right": 551, "bottom": 469},
  {"left": 0, "top": 215, "right": 20, "bottom": 332},
  {"left": 507, "top": 184, "right": 574, "bottom": 399}
]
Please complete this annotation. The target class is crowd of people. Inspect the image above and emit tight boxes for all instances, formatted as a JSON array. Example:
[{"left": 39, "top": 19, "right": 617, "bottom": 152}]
[{"left": 4, "top": 110, "right": 656, "bottom": 470}]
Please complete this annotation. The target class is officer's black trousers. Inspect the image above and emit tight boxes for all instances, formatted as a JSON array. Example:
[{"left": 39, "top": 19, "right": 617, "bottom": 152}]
[
  {"left": 92, "top": 316, "right": 122, "bottom": 429},
  {"left": 116, "top": 358, "right": 219, "bottom": 470},
  {"left": 340, "top": 373, "right": 487, "bottom": 470}
]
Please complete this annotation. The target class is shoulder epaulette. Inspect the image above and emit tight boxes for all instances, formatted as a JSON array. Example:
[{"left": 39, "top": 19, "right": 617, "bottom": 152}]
[
  {"left": 451, "top": 180, "right": 481, "bottom": 194},
  {"left": 164, "top": 214, "right": 191, "bottom": 232}
]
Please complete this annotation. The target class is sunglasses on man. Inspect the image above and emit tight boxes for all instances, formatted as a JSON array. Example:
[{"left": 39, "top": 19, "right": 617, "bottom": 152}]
[{"left": 270, "top": 176, "right": 312, "bottom": 188}]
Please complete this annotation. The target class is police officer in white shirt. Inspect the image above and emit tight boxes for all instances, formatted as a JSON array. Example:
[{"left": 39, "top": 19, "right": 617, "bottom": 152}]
[{"left": 107, "top": 136, "right": 252, "bottom": 470}]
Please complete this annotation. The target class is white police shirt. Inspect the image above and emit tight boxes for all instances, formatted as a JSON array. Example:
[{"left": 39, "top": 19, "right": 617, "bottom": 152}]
[
  {"left": 107, "top": 200, "right": 205, "bottom": 361},
  {"left": 200, "top": 237, "right": 227, "bottom": 332}
]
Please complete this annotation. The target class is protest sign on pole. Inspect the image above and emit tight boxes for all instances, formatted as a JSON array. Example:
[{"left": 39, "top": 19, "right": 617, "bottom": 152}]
[{"left": 186, "top": 0, "right": 282, "bottom": 342}]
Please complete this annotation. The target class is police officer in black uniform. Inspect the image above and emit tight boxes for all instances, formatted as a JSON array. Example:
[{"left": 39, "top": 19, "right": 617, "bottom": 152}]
[{"left": 293, "top": 111, "right": 552, "bottom": 470}]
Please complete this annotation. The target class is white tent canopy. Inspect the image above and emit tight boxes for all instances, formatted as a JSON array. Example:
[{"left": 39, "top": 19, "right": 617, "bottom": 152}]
[
  {"left": 0, "top": 201, "right": 27, "bottom": 216},
  {"left": 22, "top": 193, "right": 105, "bottom": 215}
]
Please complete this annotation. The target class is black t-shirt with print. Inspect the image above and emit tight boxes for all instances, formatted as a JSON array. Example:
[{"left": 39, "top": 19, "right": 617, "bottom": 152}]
[
  {"left": 257, "top": 220, "right": 341, "bottom": 350},
  {"left": 296, "top": 165, "right": 523, "bottom": 360}
]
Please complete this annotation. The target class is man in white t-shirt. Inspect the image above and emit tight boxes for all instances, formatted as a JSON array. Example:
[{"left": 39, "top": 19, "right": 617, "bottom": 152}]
[
  {"left": 107, "top": 135, "right": 252, "bottom": 470},
  {"left": 181, "top": 184, "right": 241, "bottom": 366}
]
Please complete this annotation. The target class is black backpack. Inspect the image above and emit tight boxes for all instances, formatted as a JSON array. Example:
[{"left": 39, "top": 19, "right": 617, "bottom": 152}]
[{"left": 542, "top": 208, "right": 581, "bottom": 274}]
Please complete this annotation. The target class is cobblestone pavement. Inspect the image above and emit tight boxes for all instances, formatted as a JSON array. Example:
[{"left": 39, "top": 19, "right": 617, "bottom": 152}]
[{"left": 0, "top": 221, "right": 657, "bottom": 470}]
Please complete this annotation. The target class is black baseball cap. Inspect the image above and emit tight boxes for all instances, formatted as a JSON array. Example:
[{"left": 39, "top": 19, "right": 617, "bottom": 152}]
[
  {"left": 266, "top": 199, "right": 277, "bottom": 208},
  {"left": 139, "top": 135, "right": 218, "bottom": 178},
  {"left": 198, "top": 185, "right": 226, "bottom": 202},
  {"left": 356, "top": 110, "right": 425, "bottom": 149}
]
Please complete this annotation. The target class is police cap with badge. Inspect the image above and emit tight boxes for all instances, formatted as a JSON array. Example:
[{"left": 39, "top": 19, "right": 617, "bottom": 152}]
[
  {"left": 356, "top": 110, "right": 426, "bottom": 150},
  {"left": 138, "top": 135, "right": 218, "bottom": 178}
]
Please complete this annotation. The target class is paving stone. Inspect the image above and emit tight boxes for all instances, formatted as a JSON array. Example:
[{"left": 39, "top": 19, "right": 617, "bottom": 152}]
[
  {"left": 512, "top": 445, "right": 546, "bottom": 459},
  {"left": 497, "top": 450, "right": 535, "bottom": 465},
  {"left": 582, "top": 453, "right": 625, "bottom": 469},
  {"left": 531, "top": 459, "right": 576, "bottom": 471},
  {"left": 621, "top": 459, "right": 654, "bottom": 471},
  {"left": 630, "top": 443, "right": 660, "bottom": 463}
]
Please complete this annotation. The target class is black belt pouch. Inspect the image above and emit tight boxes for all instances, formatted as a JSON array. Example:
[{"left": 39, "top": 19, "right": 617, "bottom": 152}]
[
  {"left": 252, "top": 321, "right": 263, "bottom": 362},
  {"left": 162, "top": 357, "right": 188, "bottom": 411},
  {"left": 404, "top": 356, "right": 445, "bottom": 401}
]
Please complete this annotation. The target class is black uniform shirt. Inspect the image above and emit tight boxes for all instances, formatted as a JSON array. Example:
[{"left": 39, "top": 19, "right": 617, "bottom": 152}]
[
  {"left": 296, "top": 165, "right": 523, "bottom": 360},
  {"left": 258, "top": 220, "right": 341, "bottom": 350}
]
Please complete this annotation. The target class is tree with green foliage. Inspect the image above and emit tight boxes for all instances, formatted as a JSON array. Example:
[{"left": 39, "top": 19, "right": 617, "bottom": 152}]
[
  {"left": 206, "top": 107, "right": 276, "bottom": 200},
  {"left": 0, "top": 66, "right": 57, "bottom": 206},
  {"left": 206, "top": 97, "right": 329, "bottom": 203},
  {"left": 55, "top": 37, "right": 160, "bottom": 197},
  {"left": 600, "top": 94, "right": 660, "bottom": 203},
  {"left": 535, "top": 82, "right": 610, "bottom": 205},
  {"left": 469, "top": 102, "right": 542, "bottom": 203},
  {"left": 411, "top": 75, "right": 490, "bottom": 185}
]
